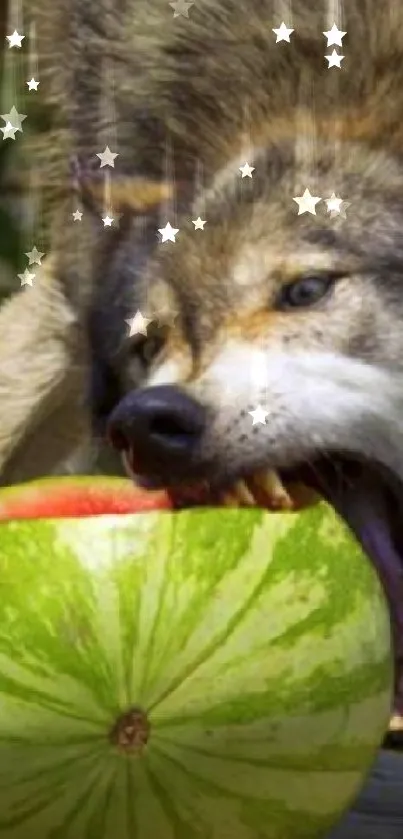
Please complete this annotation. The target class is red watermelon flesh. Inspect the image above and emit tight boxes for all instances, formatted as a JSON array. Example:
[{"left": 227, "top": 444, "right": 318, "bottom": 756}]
[{"left": 0, "top": 476, "right": 172, "bottom": 519}]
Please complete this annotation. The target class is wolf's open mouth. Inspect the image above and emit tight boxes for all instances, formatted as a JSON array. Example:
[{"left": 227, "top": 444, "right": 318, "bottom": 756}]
[{"left": 123, "top": 448, "right": 403, "bottom": 718}]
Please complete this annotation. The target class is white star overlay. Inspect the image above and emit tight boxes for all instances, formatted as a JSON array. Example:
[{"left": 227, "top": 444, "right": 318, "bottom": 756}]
[
  {"left": 72, "top": 209, "right": 83, "bottom": 221},
  {"left": 158, "top": 222, "right": 179, "bottom": 243},
  {"left": 272, "top": 22, "right": 294, "bottom": 43},
  {"left": 102, "top": 215, "right": 114, "bottom": 227},
  {"left": 325, "top": 49, "right": 344, "bottom": 68},
  {"left": 125, "top": 311, "right": 152, "bottom": 337},
  {"left": 153, "top": 306, "right": 178, "bottom": 327},
  {"left": 27, "top": 78, "right": 39, "bottom": 91},
  {"left": 6, "top": 30, "right": 24, "bottom": 48},
  {"left": 192, "top": 217, "right": 207, "bottom": 229},
  {"left": 169, "top": 0, "right": 194, "bottom": 17},
  {"left": 239, "top": 162, "right": 255, "bottom": 178},
  {"left": 25, "top": 246, "right": 44, "bottom": 265},
  {"left": 18, "top": 268, "right": 35, "bottom": 287},
  {"left": 1, "top": 106, "right": 27, "bottom": 132},
  {"left": 1, "top": 121, "right": 18, "bottom": 140},
  {"left": 96, "top": 146, "right": 118, "bottom": 167},
  {"left": 325, "top": 193, "right": 343, "bottom": 215},
  {"left": 293, "top": 188, "right": 321, "bottom": 215},
  {"left": 323, "top": 23, "right": 346, "bottom": 47},
  {"left": 249, "top": 406, "right": 269, "bottom": 425},
  {"left": 326, "top": 194, "right": 351, "bottom": 219}
]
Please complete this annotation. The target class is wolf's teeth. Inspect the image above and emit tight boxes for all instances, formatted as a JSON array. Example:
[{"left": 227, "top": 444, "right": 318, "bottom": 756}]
[
  {"left": 286, "top": 482, "right": 320, "bottom": 510},
  {"left": 221, "top": 492, "right": 240, "bottom": 507},
  {"left": 253, "top": 469, "right": 293, "bottom": 510},
  {"left": 122, "top": 451, "right": 135, "bottom": 479},
  {"left": 233, "top": 480, "right": 256, "bottom": 506}
]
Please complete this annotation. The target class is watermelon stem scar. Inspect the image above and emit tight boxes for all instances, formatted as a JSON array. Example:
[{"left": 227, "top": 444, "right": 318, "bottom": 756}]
[{"left": 109, "top": 707, "right": 150, "bottom": 753}]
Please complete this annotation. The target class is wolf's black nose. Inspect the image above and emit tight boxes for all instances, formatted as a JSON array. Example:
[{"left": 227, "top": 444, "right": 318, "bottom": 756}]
[{"left": 107, "top": 385, "right": 207, "bottom": 476}]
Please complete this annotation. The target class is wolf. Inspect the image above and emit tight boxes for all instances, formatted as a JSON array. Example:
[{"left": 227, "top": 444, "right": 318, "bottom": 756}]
[
  {"left": 1, "top": 0, "right": 403, "bottom": 824},
  {"left": 82, "top": 0, "right": 403, "bottom": 723},
  {"left": 4, "top": 0, "right": 403, "bottom": 712}
]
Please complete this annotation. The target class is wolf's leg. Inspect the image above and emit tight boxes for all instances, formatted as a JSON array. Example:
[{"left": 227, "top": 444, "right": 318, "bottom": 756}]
[{"left": 0, "top": 257, "right": 92, "bottom": 484}]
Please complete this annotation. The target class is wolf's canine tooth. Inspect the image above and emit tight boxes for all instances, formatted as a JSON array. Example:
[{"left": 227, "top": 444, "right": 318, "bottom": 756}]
[
  {"left": 233, "top": 481, "right": 256, "bottom": 505},
  {"left": 253, "top": 469, "right": 294, "bottom": 510},
  {"left": 221, "top": 492, "right": 240, "bottom": 507},
  {"left": 122, "top": 451, "right": 135, "bottom": 480},
  {"left": 286, "top": 483, "right": 320, "bottom": 510}
]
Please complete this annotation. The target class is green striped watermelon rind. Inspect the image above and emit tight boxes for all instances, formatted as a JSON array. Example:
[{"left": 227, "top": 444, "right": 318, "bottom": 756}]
[{"left": 0, "top": 499, "right": 393, "bottom": 839}]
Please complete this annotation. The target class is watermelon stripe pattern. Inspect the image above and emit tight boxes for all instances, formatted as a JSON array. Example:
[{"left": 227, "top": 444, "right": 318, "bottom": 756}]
[{"left": 0, "top": 503, "right": 392, "bottom": 839}]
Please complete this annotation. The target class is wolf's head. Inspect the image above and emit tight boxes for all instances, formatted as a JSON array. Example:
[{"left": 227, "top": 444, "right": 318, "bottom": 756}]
[
  {"left": 92, "top": 134, "right": 403, "bottom": 711},
  {"left": 106, "top": 136, "right": 403, "bottom": 482}
]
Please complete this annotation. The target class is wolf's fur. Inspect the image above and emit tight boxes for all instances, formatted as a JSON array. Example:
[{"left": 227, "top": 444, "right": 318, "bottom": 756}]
[
  {"left": 78, "top": 0, "right": 403, "bottom": 490},
  {"left": 1, "top": 2, "right": 403, "bottom": 817},
  {"left": 138, "top": 141, "right": 403, "bottom": 489},
  {"left": 3, "top": 0, "right": 403, "bottom": 490}
]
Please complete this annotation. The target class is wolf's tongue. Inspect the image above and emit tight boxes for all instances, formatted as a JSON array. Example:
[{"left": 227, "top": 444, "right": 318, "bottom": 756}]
[{"left": 321, "top": 476, "right": 403, "bottom": 715}]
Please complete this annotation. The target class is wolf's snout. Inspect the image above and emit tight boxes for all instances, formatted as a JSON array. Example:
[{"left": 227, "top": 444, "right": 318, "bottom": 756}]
[{"left": 107, "top": 385, "right": 207, "bottom": 476}]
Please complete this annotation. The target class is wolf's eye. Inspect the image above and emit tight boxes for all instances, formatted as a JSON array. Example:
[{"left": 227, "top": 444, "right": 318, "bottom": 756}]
[{"left": 277, "top": 275, "right": 336, "bottom": 309}]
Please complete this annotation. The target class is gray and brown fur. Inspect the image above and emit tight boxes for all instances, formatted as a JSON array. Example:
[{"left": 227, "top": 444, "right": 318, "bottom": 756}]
[
  {"left": 3, "top": 0, "right": 403, "bottom": 478},
  {"left": 1, "top": 0, "right": 403, "bottom": 764}
]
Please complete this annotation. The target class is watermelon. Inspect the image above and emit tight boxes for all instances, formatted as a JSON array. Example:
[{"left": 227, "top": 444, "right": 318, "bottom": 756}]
[
  {"left": 0, "top": 476, "right": 171, "bottom": 519},
  {"left": 0, "top": 477, "right": 393, "bottom": 839}
]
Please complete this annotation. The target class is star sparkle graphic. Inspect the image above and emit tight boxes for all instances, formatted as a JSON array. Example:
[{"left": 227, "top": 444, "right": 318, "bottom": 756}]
[
  {"left": 1, "top": 121, "right": 18, "bottom": 140},
  {"left": 102, "top": 215, "right": 114, "bottom": 227},
  {"left": 158, "top": 222, "right": 179, "bottom": 243},
  {"left": 1, "top": 106, "right": 27, "bottom": 132},
  {"left": 169, "top": 0, "right": 194, "bottom": 17},
  {"left": 249, "top": 406, "right": 269, "bottom": 425},
  {"left": 323, "top": 23, "right": 346, "bottom": 47},
  {"left": 192, "top": 217, "right": 207, "bottom": 229},
  {"left": 239, "top": 162, "right": 255, "bottom": 178},
  {"left": 325, "top": 194, "right": 351, "bottom": 219},
  {"left": 25, "top": 246, "right": 44, "bottom": 265},
  {"left": 6, "top": 30, "right": 24, "bottom": 48},
  {"left": 293, "top": 188, "right": 321, "bottom": 216},
  {"left": 272, "top": 22, "right": 294, "bottom": 43},
  {"left": 325, "top": 49, "right": 344, "bottom": 68},
  {"left": 125, "top": 311, "right": 152, "bottom": 337},
  {"left": 96, "top": 146, "right": 118, "bottom": 167},
  {"left": 153, "top": 306, "right": 178, "bottom": 327},
  {"left": 27, "top": 78, "right": 39, "bottom": 91},
  {"left": 72, "top": 209, "right": 83, "bottom": 221},
  {"left": 18, "top": 268, "right": 35, "bottom": 287}
]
